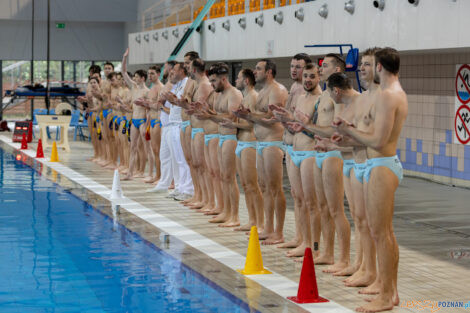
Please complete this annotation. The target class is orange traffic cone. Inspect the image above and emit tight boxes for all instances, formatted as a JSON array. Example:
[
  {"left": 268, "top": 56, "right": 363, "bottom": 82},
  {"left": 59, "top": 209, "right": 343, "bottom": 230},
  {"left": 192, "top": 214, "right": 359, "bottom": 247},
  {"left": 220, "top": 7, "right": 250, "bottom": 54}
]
[
  {"left": 36, "top": 139, "right": 44, "bottom": 158},
  {"left": 287, "top": 247, "right": 329, "bottom": 304},
  {"left": 21, "top": 133, "right": 28, "bottom": 149}
]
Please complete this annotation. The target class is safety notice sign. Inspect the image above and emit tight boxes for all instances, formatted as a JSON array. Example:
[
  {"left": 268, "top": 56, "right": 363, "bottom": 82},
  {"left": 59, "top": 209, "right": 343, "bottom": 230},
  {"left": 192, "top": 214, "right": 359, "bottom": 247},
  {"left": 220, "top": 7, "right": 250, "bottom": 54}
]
[{"left": 454, "top": 64, "right": 470, "bottom": 145}]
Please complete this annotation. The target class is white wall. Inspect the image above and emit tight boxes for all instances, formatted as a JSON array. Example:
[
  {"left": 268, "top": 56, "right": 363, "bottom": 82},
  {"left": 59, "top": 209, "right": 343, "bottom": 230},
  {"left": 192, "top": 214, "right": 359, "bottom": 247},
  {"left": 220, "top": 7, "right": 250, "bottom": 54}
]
[
  {"left": 0, "top": 20, "right": 125, "bottom": 60},
  {"left": 128, "top": 0, "right": 470, "bottom": 65},
  {"left": 0, "top": 0, "right": 137, "bottom": 61},
  {"left": 129, "top": 25, "right": 201, "bottom": 64}
]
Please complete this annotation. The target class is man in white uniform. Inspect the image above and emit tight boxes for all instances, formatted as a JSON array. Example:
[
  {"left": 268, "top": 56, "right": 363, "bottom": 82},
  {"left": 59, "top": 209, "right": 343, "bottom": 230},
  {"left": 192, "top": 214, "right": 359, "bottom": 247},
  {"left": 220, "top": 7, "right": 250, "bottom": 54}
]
[{"left": 152, "top": 62, "right": 194, "bottom": 199}]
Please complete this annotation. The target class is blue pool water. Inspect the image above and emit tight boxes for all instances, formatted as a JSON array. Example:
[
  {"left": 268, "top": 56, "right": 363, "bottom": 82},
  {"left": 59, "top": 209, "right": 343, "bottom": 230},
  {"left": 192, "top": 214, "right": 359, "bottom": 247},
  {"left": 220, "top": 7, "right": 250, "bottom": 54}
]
[{"left": 0, "top": 148, "right": 251, "bottom": 313}]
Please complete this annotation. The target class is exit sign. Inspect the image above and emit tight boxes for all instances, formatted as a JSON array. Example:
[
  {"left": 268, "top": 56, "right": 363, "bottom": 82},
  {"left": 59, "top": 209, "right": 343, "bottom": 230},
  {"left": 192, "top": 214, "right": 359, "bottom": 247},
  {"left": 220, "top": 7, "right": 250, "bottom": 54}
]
[{"left": 56, "top": 23, "right": 65, "bottom": 29}]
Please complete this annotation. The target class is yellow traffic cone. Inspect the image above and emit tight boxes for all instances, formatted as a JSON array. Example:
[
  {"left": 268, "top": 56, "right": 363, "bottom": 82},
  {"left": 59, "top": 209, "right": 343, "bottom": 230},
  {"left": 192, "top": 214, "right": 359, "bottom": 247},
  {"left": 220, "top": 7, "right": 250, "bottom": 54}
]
[
  {"left": 237, "top": 226, "right": 272, "bottom": 275},
  {"left": 50, "top": 141, "right": 59, "bottom": 162}
]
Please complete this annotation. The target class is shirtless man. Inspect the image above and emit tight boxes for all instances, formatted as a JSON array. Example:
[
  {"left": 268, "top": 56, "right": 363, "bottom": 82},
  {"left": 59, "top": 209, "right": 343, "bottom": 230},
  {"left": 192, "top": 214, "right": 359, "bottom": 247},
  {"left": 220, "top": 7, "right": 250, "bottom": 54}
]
[
  {"left": 144, "top": 65, "right": 164, "bottom": 183},
  {"left": 273, "top": 53, "right": 313, "bottom": 253},
  {"left": 236, "top": 59, "right": 288, "bottom": 244},
  {"left": 329, "top": 48, "right": 381, "bottom": 289},
  {"left": 183, "top": 58, "right": 214, "bottom": 211},
  {"left": 274, "top": 63, "right": 323, "bottom": 258},
  {"left": 293, "top": 54, "right": 351, "bottom": 272},
  {"left": 220, "top": 68, "right": 264, "bottom": 231},
  {"left": 193, "top": 65, "right": 223, "bottom": 216},
  {"left": 335, "top": 47, "right": 407, "bottom": 313},
  {"left": 120, "top": 48, "right": 155, "bottom": 181},
  {"left": 194, "top": 63, "right": 242, "bottom": 226}
]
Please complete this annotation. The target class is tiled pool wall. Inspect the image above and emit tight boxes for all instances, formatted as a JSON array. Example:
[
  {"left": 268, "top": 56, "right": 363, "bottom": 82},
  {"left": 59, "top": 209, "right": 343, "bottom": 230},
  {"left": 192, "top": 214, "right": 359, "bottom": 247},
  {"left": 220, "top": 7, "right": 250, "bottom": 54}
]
[{"left": 396, "top": 51, "right": 470, "bottom": 187}]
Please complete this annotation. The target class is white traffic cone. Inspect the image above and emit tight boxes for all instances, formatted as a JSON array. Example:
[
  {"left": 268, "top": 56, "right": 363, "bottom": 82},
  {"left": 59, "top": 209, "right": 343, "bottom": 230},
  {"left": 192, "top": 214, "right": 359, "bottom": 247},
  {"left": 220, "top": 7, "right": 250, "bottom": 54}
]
[{"left": 110, "top": 169, "right": 124, "bottom": 200}]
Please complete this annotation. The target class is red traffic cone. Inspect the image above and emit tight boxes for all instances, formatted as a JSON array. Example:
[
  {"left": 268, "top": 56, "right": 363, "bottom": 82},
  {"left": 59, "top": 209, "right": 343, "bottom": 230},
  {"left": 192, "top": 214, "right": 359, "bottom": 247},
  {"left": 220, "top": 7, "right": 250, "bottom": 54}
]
[
  {"left": 21, "top": 133, "right": 28, "bottom": 149},
  {"left": 36, "top": 139, "right": 44, "bottom": 158},
  {"left": 287, "top": 247, "right": 329, "bottom": 304}
]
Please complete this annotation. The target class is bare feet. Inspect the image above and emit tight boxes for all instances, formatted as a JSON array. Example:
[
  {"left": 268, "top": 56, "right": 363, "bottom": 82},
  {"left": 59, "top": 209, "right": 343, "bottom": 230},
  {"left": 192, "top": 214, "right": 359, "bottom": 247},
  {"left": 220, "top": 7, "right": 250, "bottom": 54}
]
[
  {"left": 143, "top": 176, "right": 154, "bottom": 183},
  {"left": 334, "top": 263, "right": 360, "bottom": 277},
  {"left": 314, "top": 254, "right": 334, "bottom": 265},
  {"left": 188, "top": 203, "right": 204, "bottom": 210},
  {"left": 344, "top": 272, "right": 376, "bottom": 287},
  {"left": 121, "top": 175, "right": 132, "bottom": 181},
  {"left": 133, "top": 172, "right": 144, "bottom": 178},
  {"left": 286, "top": 243, "right": 308, "bottom": 257},
  {"left": 234, "top": 223, "right": 254, "bottom": 232},
  {"left": 219, "top": 219, "right": 240, "bottom": 227},
  {"left": 324, "top": 261, "right": 349, "bottom": 274},
  {"left": 204, "top": 208, "right": 221, "bottom": 216},
  {"left": 359, "top": 279, "right": 380, "bottom": 295},
  {"left": 261, "top": 233, "right": 284, "bottom": 245},
  {"left": 356, "top": 295, "right": 395, "bottom": 313},
  {"left": 209, "top": 213, "right": 228, "bottom": 223},
  {"left": 277, "top": 237, "right": 301, "bottom": 249}
]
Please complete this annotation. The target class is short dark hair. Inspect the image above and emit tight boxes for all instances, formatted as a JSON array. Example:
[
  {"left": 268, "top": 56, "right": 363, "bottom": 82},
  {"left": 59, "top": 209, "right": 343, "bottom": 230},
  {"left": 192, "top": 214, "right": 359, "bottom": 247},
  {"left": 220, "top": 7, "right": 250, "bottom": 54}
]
[
  {"left": 149, "top": 65, "right": 161, "bottom": 73},
  {"left": 327, "top": 73, "right": 352, "bottom": 90},
  {"left": 89, "top": 77, "right": 100, "bottom": 84},
  {"left": 375, "top": 47, "right": 400, "bottom": 75},
  {"left": 166, "top": 61, "right": 176, "bottom": 69},
  {"left": 362, "top": 47, "right": 381, "bottom": 57},
  {"left": 325, "top": 53, "right": 346, "bottom": 72},
  {"left": 192, "top": 58, "right": 206, "bottom": 73},
  {"left": 184, "top": 51, "right": 199, "bottom": 61},
  {"left": 88, "top": 65, "right": 101, "bottom": 74},
  {"left": 134, "top": 69, "right": 148, "bottom": 81},
  {"left": 241, "top": 68, "right": 255, "bottom": 86},
  {"left": 107, "top": 72, "right": 117, "bottom": 80},
  {"left": 260, "top": 59, "right": 277, "bottom": 78},
  {"left": 104, "top": 62, "right": 114, "bottom": 69},
  {"left": 208, "top": 62, "right": 229, "bottom": 77},
  {"left": 116, "top": 72, "right": 123, "bottom": 78},
  {"left": 304, "top": 63, "right": 318, "bottom": 72},
  {"left": 176, "top": 62, "right": 188, "bottom": 76},
  {"left": 293, "top": 53, "right": 312, "bottom": 64}
]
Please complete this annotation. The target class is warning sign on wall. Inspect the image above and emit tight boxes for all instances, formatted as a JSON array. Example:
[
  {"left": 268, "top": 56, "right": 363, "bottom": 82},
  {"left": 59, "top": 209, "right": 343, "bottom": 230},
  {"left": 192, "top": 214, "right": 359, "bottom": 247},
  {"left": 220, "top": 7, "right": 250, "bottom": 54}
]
[{"left": 454, "top": 64, "right": 470, "bottom": 145}]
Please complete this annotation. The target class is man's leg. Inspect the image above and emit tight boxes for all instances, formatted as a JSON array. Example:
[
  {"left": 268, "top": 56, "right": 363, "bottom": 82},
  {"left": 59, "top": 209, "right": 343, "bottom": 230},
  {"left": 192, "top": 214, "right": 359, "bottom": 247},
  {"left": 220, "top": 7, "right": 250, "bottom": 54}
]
[
  {"left": 285, "top": 160, "right": 309, "bottom": 257},
  {"left": 122, "top": 124, "right": 141, "bottom": 180},
  {"left": 188, "top": 133, "right": 209, "bottom": 209},
  {"left": 345, "top": 170, "right": 376, "bottom": 287},
  {"left": 260, "top": 147, "right": 285, "bottom": 245},
  {"left": 335, "top": 173, "right": 362, "bottom": 276},
  {"left": 278, "top": 153, "right": 303, "bottom": 249},
  {"left": 139, "top": 124, "right": 156, "bottom": 183},
  {"left": 181, "top": 127, "right": 200, "bottom": 204},
  {"left": 299, "top": 157, "right": 321, "bottom": 258},
  {"left": 205, "top": 138, "right": 224, "bottom": 216},
  {"left": 322, "top": 157, "right": 351, "bottom": 274},
  {"left": 312, "top": 162, "right": 334, "bottom": 265},
  {"left": 172, "top": 127, "right": 193, "bottom": 197},
  {"left": 150, "top": 126, "right": 161, "bottom": 183},
  {"left": 152, "top": 127, "right": 173, "bottom": 190},
  {"left": 234, "top": 147, "right": 264, "bottom": 232},
  {"left": 219, "top": 140, "right": 239, "bottom": 227},
  {"left": 356, "top": 167, "right": 399, "bottom": 312},
  {"left": 211, "top": 141, "right": 232, "bottom": 224}
]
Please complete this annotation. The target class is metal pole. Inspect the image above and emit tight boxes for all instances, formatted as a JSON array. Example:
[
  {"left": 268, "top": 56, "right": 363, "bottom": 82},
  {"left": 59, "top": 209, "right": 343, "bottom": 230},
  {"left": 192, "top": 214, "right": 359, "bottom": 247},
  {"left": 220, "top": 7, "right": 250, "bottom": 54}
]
[
  {"left": 45, "top": 0, "right": 51, "bottom": 114},
  {"left": 30, "top": 0, "right": 35, "bottom": 121},
  {"left": 61, "top": 61, "right": 64, "bottom": 86},
  {"left": 0, "top": 60, "right": 3, "bottom": 121},
  {"left": 73, "top": 61, "right": 76, "bottom": 86}
]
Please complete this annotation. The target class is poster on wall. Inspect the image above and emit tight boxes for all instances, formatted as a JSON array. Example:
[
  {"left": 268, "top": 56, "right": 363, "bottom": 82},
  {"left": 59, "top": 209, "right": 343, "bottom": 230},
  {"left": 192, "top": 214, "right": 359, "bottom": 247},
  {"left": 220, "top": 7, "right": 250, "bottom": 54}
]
[{"left": 454, "top": 64, "right": 470, "bottom": 145}]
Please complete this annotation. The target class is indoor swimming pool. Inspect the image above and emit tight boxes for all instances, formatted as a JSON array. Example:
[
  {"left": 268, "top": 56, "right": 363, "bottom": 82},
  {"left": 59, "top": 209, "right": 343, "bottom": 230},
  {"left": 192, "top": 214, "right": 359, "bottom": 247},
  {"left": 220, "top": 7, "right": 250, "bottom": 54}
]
[{"left": 0, "top": 147, "right": 253, "bottom": 313}]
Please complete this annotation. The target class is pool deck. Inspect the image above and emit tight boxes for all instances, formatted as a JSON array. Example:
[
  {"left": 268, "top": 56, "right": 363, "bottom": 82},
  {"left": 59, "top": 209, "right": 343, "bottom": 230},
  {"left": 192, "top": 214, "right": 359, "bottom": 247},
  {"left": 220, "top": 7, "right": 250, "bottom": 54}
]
[{"left": 3, "top": 134, "right": 470, "bottom": 313}]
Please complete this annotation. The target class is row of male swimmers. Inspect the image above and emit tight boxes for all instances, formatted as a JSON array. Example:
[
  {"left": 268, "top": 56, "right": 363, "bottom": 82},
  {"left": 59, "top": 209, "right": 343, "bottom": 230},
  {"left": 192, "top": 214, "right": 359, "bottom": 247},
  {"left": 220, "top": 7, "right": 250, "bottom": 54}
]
[
  {"left": 143, "top": 49, "right": 405, "bottom": 313},
  {"left": 81, "top": 47, "right": 407, "bottom": 313}
]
